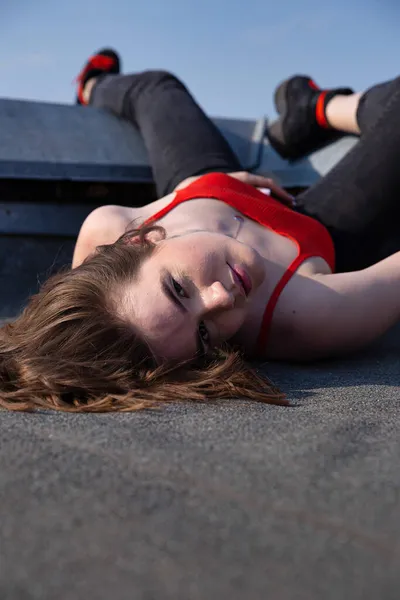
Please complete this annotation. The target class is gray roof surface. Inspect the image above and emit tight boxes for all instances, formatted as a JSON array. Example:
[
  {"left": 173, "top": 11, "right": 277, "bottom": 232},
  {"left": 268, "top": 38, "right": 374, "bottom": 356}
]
[
  {"left": 0, "top": 98, "right": 399, "bottom": 600},
  {"left": 1, "top": 327, "right": 399, "bottom": 600}
]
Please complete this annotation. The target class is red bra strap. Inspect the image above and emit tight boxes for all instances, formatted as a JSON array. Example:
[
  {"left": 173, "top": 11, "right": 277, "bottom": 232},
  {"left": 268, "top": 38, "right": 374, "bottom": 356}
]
[{"left": 256, "top": 253, "right": 317, "bottom": 352}]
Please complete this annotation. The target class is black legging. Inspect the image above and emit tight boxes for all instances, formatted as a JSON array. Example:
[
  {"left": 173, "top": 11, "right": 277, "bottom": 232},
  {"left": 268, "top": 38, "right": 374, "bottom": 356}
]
[{"left": 90, "top": 70, "right": 400, "bottom": 272}]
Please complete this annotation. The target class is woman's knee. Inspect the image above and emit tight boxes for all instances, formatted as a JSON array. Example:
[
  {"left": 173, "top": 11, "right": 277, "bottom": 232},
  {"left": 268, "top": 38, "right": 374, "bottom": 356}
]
[
  {"left": 136, "top": 69, "right": 186, "bottom": 91},
  {"left": 357, "top": 77, "right": 400, "bottom": 133}
]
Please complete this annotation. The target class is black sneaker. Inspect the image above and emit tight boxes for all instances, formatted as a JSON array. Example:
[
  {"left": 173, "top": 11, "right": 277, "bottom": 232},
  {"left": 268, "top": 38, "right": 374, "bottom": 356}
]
[
  {"left": 75, "top": 48, "right": 121, "bottom": 105},
  {"left": 266, "top": 75, "right": 354, "bottom": 160}
]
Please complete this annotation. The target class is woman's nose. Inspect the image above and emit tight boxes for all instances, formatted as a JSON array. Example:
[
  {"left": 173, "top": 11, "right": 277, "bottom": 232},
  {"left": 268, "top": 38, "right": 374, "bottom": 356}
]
[{"left": 202, "top": 281, "right": 235, "bottom": 312}]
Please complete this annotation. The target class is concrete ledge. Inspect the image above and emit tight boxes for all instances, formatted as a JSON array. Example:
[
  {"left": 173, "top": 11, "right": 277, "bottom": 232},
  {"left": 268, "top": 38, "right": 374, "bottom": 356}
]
[
  {"left": 0, "top": 99, "right": 257, "bottom": 182},
  {"left": 0, "top": 98, "right": 358, "bottom": 187}
]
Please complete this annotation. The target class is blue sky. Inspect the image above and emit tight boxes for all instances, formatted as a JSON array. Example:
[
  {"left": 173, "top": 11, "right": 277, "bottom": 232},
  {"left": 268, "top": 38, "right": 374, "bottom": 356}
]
[{"left": 1, "top": 0, "right": 399, "bottom": 120}]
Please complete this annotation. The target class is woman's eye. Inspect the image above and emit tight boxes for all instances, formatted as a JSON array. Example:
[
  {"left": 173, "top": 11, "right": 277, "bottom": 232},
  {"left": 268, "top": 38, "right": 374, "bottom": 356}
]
[
  {"left": 198, "top": 321, "right": 210, "bottom": 346},
  {"left": 172, "top": 278, "right": 187, "bottom": 298}
]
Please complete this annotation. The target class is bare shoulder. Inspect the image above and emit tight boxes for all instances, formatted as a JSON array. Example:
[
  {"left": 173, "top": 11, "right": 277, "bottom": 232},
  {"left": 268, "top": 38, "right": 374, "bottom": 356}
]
[
  {"left": 83, "top": 204, "right": 135, "bottom": 232},
  {"left": 72, "top": 204, "right": 135, "bottom": 268},
  {"left": 79, "top": 189, "right": 178, "bottom": 240},
  {"left": 72, "top": 191, "right": 178, "bottom": 268}
]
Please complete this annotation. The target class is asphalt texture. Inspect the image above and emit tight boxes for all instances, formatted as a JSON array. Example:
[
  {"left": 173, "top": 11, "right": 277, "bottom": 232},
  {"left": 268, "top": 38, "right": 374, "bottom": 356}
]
[{"left": 0, "top": 318, "right": 399, "bottom": 600}]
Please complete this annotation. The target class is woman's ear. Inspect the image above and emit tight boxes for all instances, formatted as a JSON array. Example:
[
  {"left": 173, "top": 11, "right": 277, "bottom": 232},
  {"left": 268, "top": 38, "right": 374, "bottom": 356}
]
[
  {"left": 144, "top": 229, "right": 165, "bottom": 244},
  {"left": 124, "top": 228, "right": 165, "bottom": 246}
]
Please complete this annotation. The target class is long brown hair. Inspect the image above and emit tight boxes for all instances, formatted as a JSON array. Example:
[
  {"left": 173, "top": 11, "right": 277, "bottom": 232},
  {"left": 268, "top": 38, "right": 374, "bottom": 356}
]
[{"left": 0, "top": 224, "right": 287, "bottom": 412}]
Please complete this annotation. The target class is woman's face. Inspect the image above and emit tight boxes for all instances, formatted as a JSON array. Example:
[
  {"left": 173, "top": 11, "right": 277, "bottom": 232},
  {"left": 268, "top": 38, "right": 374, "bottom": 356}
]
[{"left": 125, "top": 230, "right": 266, "bottom": 362}]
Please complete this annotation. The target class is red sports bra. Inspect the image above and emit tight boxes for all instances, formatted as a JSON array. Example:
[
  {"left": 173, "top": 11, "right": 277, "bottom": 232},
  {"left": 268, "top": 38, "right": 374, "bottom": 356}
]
[{"left": 142, "top": 173, "right": 335, "bottom": 353}]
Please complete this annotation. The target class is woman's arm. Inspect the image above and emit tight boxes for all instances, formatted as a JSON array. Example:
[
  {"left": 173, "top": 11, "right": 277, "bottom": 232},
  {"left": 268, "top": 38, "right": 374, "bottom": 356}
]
[{"left": 268, "top": 251, "right": 400, "bottom": 361}]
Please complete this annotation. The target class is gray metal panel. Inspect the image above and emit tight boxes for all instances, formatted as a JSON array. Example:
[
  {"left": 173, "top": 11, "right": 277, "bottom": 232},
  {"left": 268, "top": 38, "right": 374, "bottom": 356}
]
[
  {"left": 0, "top": 236, "right": 75, "bottom": 318},
  {"left": 0, "top": 159, "right": 153, "bottom": 182},
  {"left": 0, "top": 98, "right": 358, "bottom": 187},
  {"left": 0, "top": 202, "right": 95, "bottom": 236},
  {"left": 0, "top": 99, "right": 258, "bottom": 181},
  {"left": 0, "top": 98, "right": 148, "bottom": 173},
  {"left": 213, "top": 116, "right": 262, "bottom": 167},
  {"left": 255, "top": 130, "right": 358, "bottom": 187}
]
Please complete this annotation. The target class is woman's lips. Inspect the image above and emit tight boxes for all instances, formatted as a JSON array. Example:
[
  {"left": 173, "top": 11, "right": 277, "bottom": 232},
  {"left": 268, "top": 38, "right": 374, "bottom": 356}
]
[{"left": 229, "top": 264, "right": 252, "bottom": 296}]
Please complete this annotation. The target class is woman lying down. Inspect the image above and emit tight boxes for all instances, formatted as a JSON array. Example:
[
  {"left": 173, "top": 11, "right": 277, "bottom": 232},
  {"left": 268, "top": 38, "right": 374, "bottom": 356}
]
[{"left": 1, "top": 48, "right": 399, "bottom": 412}]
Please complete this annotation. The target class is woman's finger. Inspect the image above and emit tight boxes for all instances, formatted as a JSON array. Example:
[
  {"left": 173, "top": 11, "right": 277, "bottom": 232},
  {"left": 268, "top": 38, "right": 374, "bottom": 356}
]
[{"left": 230, "top": 172, "right": 295, "bottom": 207}]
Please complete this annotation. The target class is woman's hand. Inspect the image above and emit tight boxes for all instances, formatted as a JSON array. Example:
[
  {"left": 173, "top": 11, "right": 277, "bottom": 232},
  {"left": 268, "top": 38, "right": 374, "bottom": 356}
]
[
  {"left": 228, "top": 171, "right": 295, "bottom": 208},
  {"left": 174, "top": 171, "right": 296, "bottom": 208}
]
